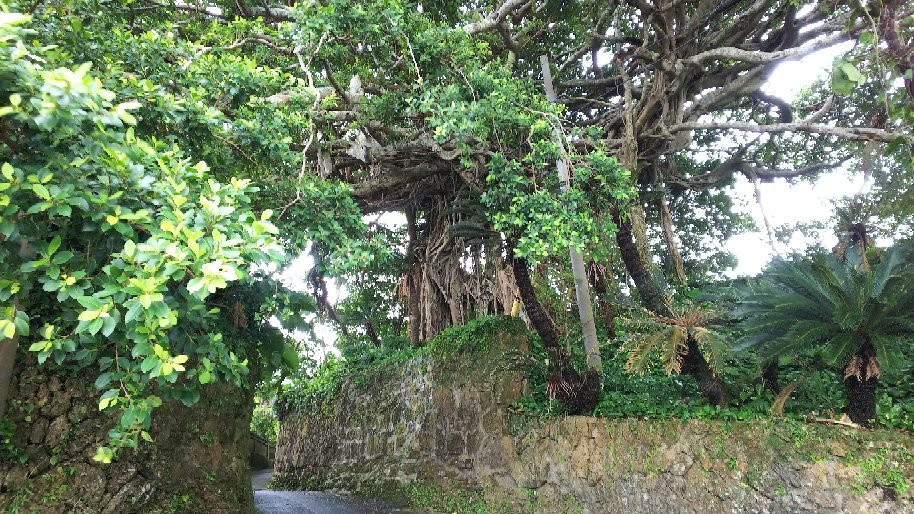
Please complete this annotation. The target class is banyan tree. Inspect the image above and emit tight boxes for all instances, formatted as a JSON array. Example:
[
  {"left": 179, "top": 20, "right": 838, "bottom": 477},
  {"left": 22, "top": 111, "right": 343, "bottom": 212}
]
[{"left": 31, "top": 0, "right": 913, "bottom": 409}]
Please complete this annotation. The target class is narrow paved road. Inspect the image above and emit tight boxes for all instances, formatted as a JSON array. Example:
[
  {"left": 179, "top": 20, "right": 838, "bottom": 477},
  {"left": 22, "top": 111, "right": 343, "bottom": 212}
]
[{"left": 252, "top": 469, "right": 413, "bottom": 514}]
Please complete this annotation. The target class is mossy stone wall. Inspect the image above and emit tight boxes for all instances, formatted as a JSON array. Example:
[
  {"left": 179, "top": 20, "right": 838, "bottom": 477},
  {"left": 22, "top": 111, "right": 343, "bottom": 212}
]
[
  {"left": 0, "top": 355, "right": 255, "bottom": 514},
  {"left": 274, "top": 320, "right": 914, "bottom": 513}
]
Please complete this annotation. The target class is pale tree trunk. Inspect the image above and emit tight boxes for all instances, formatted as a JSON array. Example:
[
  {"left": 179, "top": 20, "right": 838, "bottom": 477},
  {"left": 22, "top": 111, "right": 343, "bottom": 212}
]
[
  {"left": 0, "top": 336, "right": 18, "bottom": 420},
  {"left": 658, "top": 197, "right": 688, "bottom": 286},
  {"left": 541, "top": 55, "right": 602, "bottom": 373},
  {"left": 405, "top": 207, "right": 422, "bottom": 346}
]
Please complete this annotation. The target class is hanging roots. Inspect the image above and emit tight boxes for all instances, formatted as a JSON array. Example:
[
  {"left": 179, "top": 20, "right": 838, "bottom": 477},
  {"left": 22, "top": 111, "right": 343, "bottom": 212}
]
[{"left": 547, "top": 367, "right": 601, "bottom": 415}]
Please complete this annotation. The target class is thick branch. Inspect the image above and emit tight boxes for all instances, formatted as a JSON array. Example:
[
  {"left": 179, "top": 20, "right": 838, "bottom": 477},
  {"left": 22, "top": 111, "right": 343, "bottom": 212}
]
[
  {"left": 679, "top": 29, "right": 852, "bottom": 66},
  {"left": 463, "top": 0, "right": 530, "bottom": 35},
  {"left": 670, "top": 121, "right": 905, "bottom": 143}
]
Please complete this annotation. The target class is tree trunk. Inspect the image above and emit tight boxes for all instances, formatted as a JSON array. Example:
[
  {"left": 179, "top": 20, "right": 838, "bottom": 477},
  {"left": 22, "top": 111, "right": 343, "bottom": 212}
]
[
  {"left": 762, "top": 360, "right": 780, "bottom": 394},
  {"left": 510, "top": 244, "right": 601, "bottom": 414},
  {"left": 681, "top": 335, "right": 729, "bottom": 406},
  {"left": 510, "top": 248, "right": 563, "bottom": 364},
  {"left": 615, "top": 207, "right": 730, "bottom": 406},
  {"left": 0, "top": 336, "right": 17, "bottom": 420},
  {"left": 658, "top": 196, "right": 687, "bottom": 287},
  {"left": 403, "top": 202, "right": 517, "bottom": 343},
  {"left": 844, "top": 341, "right": 879, "bottom": 426},
  {"left": 613, "top": 207, "right": 666, "bottom": 315},
  {"left": 405, "top": 208, "right": 422, "bottom": 346},
  {"left": 363, "top": 319, "right": 381, "bottom": 348},
  {"left": 540, "top": 55, "right": 602, "bottom": 374}
]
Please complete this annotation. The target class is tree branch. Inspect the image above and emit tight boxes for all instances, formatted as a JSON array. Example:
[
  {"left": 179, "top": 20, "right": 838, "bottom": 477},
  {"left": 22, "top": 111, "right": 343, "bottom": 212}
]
[
  {"left": 463, "top": 0, "right": 530, "bottom": 35},
  {"left": 670, "top": 121, "right": 905, "bottom": 143},
  {"left": 679, "top": 29, "right": 852, "bottom": 67}
]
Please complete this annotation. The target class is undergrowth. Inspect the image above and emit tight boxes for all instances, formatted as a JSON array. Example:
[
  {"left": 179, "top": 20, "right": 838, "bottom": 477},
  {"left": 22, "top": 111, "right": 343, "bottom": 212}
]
[
  {"left": 276, "top": 315, "right": 914, "bottom": 431},
  {"left": 277, "top": 316, "right": 527, "bottom": 416}
]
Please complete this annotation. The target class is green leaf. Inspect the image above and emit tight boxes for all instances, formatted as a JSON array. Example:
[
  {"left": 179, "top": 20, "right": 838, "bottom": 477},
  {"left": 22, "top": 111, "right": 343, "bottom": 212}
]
[
  {"left": 101, "top": 314, "right": 118, "bottom": 337},
  {"left": 98, "top": 389, "right": 119, "bottom": 411},
  {"left": 0, "top": 320, "right": 14, "bottom": 339},
  {"left": 76, "top": 296, "right": 102, "bottom": 310},
  {"left": 92, "top": 447, "right": 114, "bottom": 464},
  {"left": 95, "top": 373, "right": 112, "bottom": 389},
  {"left": 32, "top": 183, "right": 50, "bottom": 200},
  {"left": 140, "top": 356, "right": 158, "bottom": 373},
  {"left": 13, "top": 314, "right": 28, "bottom": 336},
  {"left": 47, "top": 235, "right": 61, "bottom": 256},
  {"left": 78, "top": 310, "right": 101, "bottom": 321},
  {"left": 839, "top": 62, "right": 864, "bottom": 84},
  {"left": 281, "top": 344, "right": 300, "bottom": 368}
]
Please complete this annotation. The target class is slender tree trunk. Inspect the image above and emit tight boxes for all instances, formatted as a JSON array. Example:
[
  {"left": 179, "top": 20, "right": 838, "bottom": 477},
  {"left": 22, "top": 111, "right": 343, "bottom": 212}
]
[
  {"left": 681, "top": 335, "right": 729, "bottom": 406},
  {"left": 511, "top": 246, "right": 600, "bottom": 414},
  {"left": 363, "top": 319, "right": 381, "bottom": 348},
  {"left": 762, "top": 360, "right": 780, "bottom": 394},
  {"left": 405, "top": 208, "right": 422, "bottom": 346},
  {"left": 0, "top": 336, "right": 18, "bottom": 420},
  {"left": 613, "top": 207, "right": 665, "bottom": 315},
  {"left": 540, "top": 55, "right": 602, "bottom": 374},
  {"left": 510, "top": 247, "right": 564, "bottom": 366},
  {"left": 844, "top": 341, "right": 879, "bottom": 426},
  {"left": 615, "top": 207, "right": 730, "bottom": 405},
  {"left": 658, "top": 197, "right": 687, "bottom": 286}
]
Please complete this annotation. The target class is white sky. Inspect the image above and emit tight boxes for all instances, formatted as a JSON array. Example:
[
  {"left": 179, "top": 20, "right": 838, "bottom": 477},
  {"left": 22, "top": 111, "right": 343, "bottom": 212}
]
[{"left": 723, "top": 43, "right": 861, "bottom": 276}]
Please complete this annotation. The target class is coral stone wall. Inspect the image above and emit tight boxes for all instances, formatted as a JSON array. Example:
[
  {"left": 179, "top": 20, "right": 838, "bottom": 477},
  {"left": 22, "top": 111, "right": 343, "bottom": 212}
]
[
  {"left": 0, "top": 355, "right": 255, "bottom": 514},
  {"left": 274, "top": 322, "right": 914, "bottom": 514}
]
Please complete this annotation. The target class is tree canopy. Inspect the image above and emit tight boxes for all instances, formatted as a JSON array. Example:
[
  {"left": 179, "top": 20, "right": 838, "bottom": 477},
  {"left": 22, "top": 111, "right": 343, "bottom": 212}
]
[{"left": 1, "top": 0, "right": 912, "bottom": 456}]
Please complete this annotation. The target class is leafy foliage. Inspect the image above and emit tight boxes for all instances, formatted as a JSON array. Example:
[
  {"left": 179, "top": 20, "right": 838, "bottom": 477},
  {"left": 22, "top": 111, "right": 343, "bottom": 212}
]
[
  {"left": 278, "top": 316, "right": 527, "bottom": 414},
  {"left": 0, "top": 12, "right": 289, "bottom": 459},
  {"left": 250, "top": 400, "right": 279, "bottom": 443},
  {"left": 620, "top": 299, "right": 727, "bottom": 376},
  {"left": 734, "top": 247, "right": 914, "bottom": 377}
]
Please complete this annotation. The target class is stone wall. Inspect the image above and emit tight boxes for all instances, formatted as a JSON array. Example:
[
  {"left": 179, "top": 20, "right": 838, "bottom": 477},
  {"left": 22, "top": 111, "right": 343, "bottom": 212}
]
[
  {"left": 0, "top": 355, "right": 255, "bottom": 513},
  {"left": 274, "top": 321, "right": 914, "bottom": 514}
]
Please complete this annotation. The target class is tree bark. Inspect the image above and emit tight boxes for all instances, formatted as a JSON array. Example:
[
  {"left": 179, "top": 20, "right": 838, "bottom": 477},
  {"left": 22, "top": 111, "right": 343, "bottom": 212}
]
[
  {"left": 613, "top": 207, "right": 666, "bottom": 315},
  {"left": 761, "top": 359, "right": 780, "bottom": 394},
  {"left": 615, "top": 208, "right": 729, "bottom": 406},
  {"left": 405, "top": 208, "right": 422, "bottom": 346},
  {"left": 844, "top": 341, "right": 879, "bottom": 426},
  {"left": 510, "top": 244, "right": 600, "bottom": 414},
  {"left": 509, "top": 247, "right": 564, "bottom": 366},
  {"left": 658, "top": 197, "right": 688, "bottom": 286},
  {"left": 587, "top": 261, "right": 616, "bottom": 339},
  {"left": 0, "top": 336, "right": 18, "bottom": 420},
  {"left": 681, "top": 335, "right": 729, "bottom": 406},
  {"left": 541, "top": 55, "right": 602, "bottom": 374}
]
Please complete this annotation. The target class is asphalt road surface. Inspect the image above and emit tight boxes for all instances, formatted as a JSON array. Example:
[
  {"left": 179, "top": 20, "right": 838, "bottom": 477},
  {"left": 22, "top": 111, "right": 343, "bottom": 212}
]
[{"left": 252, "top": 469, "right": 413, "bottom": 514}]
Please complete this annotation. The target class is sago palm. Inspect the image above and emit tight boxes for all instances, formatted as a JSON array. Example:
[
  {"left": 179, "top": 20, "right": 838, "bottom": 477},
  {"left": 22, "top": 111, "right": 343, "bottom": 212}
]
[
  {"left": 734, "top": 246, "right": 914, "bottom": 425},
  {"left": 621, "top": 298, "right": 729, "bottom": 405}
]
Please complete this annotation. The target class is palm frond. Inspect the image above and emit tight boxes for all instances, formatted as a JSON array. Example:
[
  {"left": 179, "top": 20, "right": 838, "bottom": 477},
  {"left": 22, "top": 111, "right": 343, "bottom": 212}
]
[{"left": 733, "top": 245, "right": 914, "bottom": 371}]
